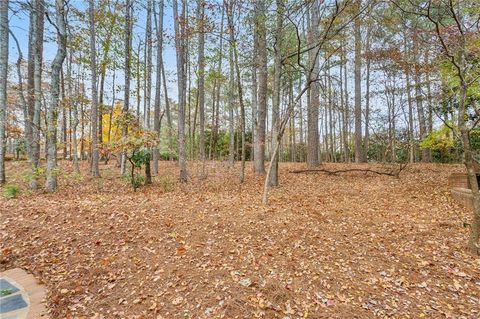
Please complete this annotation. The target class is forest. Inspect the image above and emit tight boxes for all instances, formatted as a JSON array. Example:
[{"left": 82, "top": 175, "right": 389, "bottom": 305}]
[{"left": 0, "top": 0, "right": 479, "bottom": 318}]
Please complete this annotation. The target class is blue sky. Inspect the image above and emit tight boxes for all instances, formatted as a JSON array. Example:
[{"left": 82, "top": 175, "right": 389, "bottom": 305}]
[{"left": 7, "top": 0, "right": 180, "bottom": 105}]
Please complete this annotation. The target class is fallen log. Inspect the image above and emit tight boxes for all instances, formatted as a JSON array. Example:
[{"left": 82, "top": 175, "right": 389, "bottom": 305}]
[{"left": 290, "top": 163, "right": 407, "bottom": 178}]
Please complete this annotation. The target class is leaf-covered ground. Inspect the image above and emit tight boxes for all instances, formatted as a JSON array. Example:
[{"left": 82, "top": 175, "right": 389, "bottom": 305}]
[{"left": 1, "top": 161, "right": 479, "bottom": 318}]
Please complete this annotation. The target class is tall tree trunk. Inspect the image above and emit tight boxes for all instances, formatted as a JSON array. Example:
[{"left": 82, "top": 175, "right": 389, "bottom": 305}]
[
  {"left": 452, "top": 17, "right": 480, "bottom": 254},
  {"left": 45, "top": 0, "right": 67, "bottom": 192},
  {"left": 253, "top": 0, "right": 267, "bottom": 174},
  {"left": 354, "top": 0, "right": 363, "bottom": 163},
  {"left": 298, "top": 76, "right": 304, "bottom": 162},
  {"left": 29, "top": 0, "right": 44, "bottom": 189},
  {"left": 161, "top": 58, "right": 172, "bottom": 158},
  {"left": 71, "top": 52, "right": 80, "bottom": 174},
  {"left": 269, "top": 0, "right": 284, "bottom": 186},
  {"left": 251, "top": 17, "right": 258, "bottom": 164},
  {"left": 209, "top": 7, "right": 224, "bottom": 160},
  {"left": 364, "top": 25, "right": 371, "bottom": 160},
  {"left": 197, "top": 0, "right": 205, "bottom": 174},
  {"left": 290, "top": 81, "right": 296, "bottom": 162},
  {"left": 342, "top": 44, "right": 350, "bottom": 162},
  {"left": 89, "top": 0, "right": 100, "bottom": 177},
  {"left": 61, "top": 69, "right": 67, "bottom": 159},
  {"left": 98, "top": 5, "right": 117, "bottom": 147},
  {"left": 107, "top": 71, "right": 115, "bottom": 144},
  {"left": 227, "top": 9, "right": 235, "bottom": 168},
  {"left": 153, "top": 0, "right": 164, "bottom": 175},
  {"left": 80, "top": 66, "right": 85, "bottom": 161},
  {"left": 173, "top": 0, "right": 188, "bottom": 182},
  {"left": 0, "top": 0, "right": 8, "bottom": 184},
  {"left": 10, "top": 31, "right": 28, "bottom": 165},
  {"left": 413, "top": 32, "right": 429, "bottom": 163},
  {"left": 144, "top": 0, "right": 152, "bottom": 128},
  {"left": 262, "top": 78, "right": 313, "bottom": 204},
  {"left": 307, "top": 4, "right": 320, "bottom": 167},
  {"left": 231, "top": 13, "right": 246, "bottom": 183},
  {"left": 136, "top": 42, "right": 141, "bottom": 120},
  {"left": 25, "top": 4, "right": 35, "bottom": 166},
  {"left": 424, "top": 49, "right": 433, "bottom": 161},
  {"left": 327, "top": 59, "right": 334, "bottom": 162},
  {"left": 121, "top": 0, "right": 132, "bottom": 174},
  {"left": 404, "top": 34, "right": 415, "bottom": 163}
]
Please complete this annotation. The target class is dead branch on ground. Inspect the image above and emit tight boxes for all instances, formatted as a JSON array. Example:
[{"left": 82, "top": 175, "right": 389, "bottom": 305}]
[{"left": 290, "top": 163, "right": 408, "bottom": 178}]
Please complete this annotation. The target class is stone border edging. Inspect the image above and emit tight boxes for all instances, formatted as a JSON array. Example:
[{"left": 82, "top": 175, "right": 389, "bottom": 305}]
[{"left": 0, "top": 268, "right": 48, "bottom": 318}]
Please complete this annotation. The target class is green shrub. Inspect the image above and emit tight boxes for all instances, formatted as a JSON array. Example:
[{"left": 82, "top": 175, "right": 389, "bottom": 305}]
[
  {"left": 159, "top": 150, "right": 178, "bottom": 161},
  {"left": 3, "top": 185, "right": 20, "bottom": 199},
  {"left": 132, "top": 174, "right": 145, "bottom": 190},
  {"left": 158, "top": 174, "right": 175, "bottom": 192}
]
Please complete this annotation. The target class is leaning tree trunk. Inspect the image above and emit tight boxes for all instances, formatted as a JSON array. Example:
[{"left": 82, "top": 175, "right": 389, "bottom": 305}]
[
  {"left": 0, "top": 0, "right": 8, "bottom": 184},
  {"left": 45, "top": 0, "right": 67, "bottom": 192}
]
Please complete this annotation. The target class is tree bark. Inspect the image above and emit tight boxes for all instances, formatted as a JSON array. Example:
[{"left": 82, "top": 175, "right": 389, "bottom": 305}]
[
  {"left": 412, "top": 32, "right": 429, "bottom": 163},
  {"left": 404, "top": 33, "right": 415, "bottom": 163},
  {"left": 197, "top": 0, "right": 206, "bottom": 174},
  {"left": 253, "top": 0, "right": 267, "bottom": 174},
  {"left": 89, "top": 0, "right": 100, "bottom": 177},
  {"left": 61, "top": 69, "right": 67, "bottom": 159},
  {"left": 45, "top": 0, "right": 67, "bottom": 192},
  {"left": 342, "top": 43, "right": 350, "bottom": 162},
  {"left": 269, "top": 0, "right": 284, "bottom": 186},
  {"left": 251, "top": 17, "right": 258, "bottom": 164},
  {"left": 306, "top": 3, "right": 320, "bottom": 167},
  {"left": 227, "top": 2, "right": 235, "bottom": 168},
  {"left": 121, "top": 0, "right": 132, "bottom": 174},
  {"left": 71, "top": 52, "right": 80, "bottom": 174},
  {"left": 0, "top": 0, "right": 8, "bottom": 184},
  {"left": 231, "top": 16, "right": 246, "bottom": 183},
  {"left": 173, "top": 0, "right": 188, "bottom": 182},
  {"left": 364, "top": 24, "right": 371, "bottom": 160},
  {"left": 153, "top": 0, "right": 164, "bottom": 175},
  {"left": 354, "top": 0, "right": 364, "bottom": 163},
  {"left": 29, "top": 0, "right": 44, "bottom": 189},
  {"left": 144, "top": 0, "right": 152, "bottom": 129}
]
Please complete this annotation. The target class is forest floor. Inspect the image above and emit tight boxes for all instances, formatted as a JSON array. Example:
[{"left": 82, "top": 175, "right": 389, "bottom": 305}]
[{"left": 1, "top": 161, "right": 479, "bottom": 319}]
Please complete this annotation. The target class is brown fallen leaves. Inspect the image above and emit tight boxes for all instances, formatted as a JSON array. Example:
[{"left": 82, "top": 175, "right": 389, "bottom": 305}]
[{"left": 0, "top": 161, "right": 479, "bottom": 318}]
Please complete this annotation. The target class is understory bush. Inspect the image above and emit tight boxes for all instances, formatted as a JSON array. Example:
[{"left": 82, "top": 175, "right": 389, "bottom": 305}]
[{"left": 3, "top": 185, "right": 20, "bottom": 199}]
